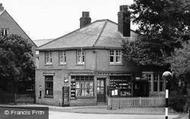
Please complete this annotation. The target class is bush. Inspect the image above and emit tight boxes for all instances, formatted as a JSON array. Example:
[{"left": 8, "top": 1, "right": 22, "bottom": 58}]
[{"left": 168, "top": 96, "right": 188, "bottom": 112}]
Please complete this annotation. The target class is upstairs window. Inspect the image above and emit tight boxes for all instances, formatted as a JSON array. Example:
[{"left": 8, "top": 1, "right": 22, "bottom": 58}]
[
  {"left": 110, "top": 50, "right": 122, "bottom": 64},
  {"left": 58, "top": 51, "right": 66, "bottom": 65},
  {"left": 77, "top": 49, "right": 85, "bottom": 65},
  {"left": 1, "top": 28, "right": 9, "bottom": 36},
  {"left": 45, "top": 52, "right": 52, "bottom": 65}
]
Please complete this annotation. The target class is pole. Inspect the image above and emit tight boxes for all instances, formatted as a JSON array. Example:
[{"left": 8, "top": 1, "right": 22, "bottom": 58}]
[
  {"left": 162, "top": 71, "right": 172, "bottom": 119},
  {"left": 165, "top": 83, "right": 168, "bottom": 119}
]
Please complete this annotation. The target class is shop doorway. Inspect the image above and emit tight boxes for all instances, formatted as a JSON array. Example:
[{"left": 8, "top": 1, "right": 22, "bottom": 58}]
[{"left": 97, "top": 78, "right": 106, "bottom": 102}]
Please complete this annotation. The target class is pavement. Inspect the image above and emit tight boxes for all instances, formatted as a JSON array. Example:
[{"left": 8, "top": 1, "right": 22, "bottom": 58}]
[{"left": 0, "top": 104, "right": 188, "bottom": 119}]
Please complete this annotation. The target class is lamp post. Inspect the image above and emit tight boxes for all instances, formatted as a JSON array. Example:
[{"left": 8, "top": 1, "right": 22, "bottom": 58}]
[{"left": 162, "top": 71, "right": 172, "bottom": 119}]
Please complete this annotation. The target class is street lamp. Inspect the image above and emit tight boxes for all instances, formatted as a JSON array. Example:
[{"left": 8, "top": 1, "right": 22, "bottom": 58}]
[{"left": 162, "top": 71, "right": 172, "bottom": 119}]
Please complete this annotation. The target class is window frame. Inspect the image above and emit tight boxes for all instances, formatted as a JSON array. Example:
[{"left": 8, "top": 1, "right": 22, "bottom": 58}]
[
  {"left": 142, "top": 72, "right": 164, "bottom": 93},
  {"left": 71, "top": 76, "right": 94, "bottom": 98},
  {"left": 45, "top": 52, "right": 53, "bottom": 65},
  {"left": 58, "top": 51, "right": 66, "bottom": 65},
  {"left": 44, "top": 75, "right": 53, "bottom": 98},
  {"left": 109, "top": 50, "right": 122, "bottom": 65},
  {"left": 76, "top": 49, "right": 85, "bottom": 65}
]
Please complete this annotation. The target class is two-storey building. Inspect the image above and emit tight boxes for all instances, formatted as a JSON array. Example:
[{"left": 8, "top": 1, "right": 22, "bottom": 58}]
[{"left": 36, "top": 5, "right": 167, "bottom": 106}]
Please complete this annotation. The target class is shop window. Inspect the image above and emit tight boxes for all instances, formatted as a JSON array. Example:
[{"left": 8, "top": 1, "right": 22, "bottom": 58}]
[
  {"left": 109, "top": 76, "right": 132, "bottom": 97},
  {"left": 77, "top": 49, "right": 85, "bottom": 65},
  {"left": 71, "top": 76, "right": 94, "bottom": 98},
  {"left": 45, "top": 52, "right": 52, "bottom": 65},
  {"left": 109, "top": 50, "right": 122, "bottom": 64},
  {"left": 44, "top": 76, "right": 53, "bottom": 97},
  {"left": 58, "top": 51, "right": 66, "bottom": 65}
]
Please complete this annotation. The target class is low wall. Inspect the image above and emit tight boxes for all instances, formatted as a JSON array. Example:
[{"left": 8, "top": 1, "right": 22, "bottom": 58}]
[{"left": 108, "top": 97, "right": 165, "bottom": 109}]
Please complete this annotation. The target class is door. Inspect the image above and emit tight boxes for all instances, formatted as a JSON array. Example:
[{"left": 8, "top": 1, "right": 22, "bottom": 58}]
[
  {"left": 97, "top": 78, "right": 106, "bottom": 102},
  {"left": 62, "top": 86, "right": 70, "bottom": 106}
]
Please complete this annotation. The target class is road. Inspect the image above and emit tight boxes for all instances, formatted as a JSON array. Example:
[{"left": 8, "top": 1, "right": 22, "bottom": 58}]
[{"left": 49, "top": 111, "right": 179, "bottom": 119}]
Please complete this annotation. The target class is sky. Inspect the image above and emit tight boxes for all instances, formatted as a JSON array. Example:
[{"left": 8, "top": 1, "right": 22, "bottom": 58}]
[{"left": 0, "top": 0, "right": 134, "bottom": 40}]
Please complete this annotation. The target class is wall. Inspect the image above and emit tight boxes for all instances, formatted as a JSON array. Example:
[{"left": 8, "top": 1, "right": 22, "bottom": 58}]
[
  {"left": 36, "top": 48, "right": 137, "bottom": 106},
  {"left": 38, "top": 49, "right": 137, "bottom": 72},
  {"left": 35, "top": 69, "right": 66, "bottom": 106}
]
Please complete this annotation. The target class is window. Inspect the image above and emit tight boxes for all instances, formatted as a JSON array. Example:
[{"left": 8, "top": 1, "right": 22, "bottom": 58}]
[
  {"left": 1, "top": 28, "right": 9, "bottom": 36},
  {"left": 109, "top": 50, "right": 122, "bottom": 64},
  {"left": 45, "top": 52, "right": 52, "bottom": 65},
  {"left": 109, "top": 76, "right": 132, "bottom": 97},
  {"left": 71, "top": 76, "right": 94, "bottom": 97},
  {"left": 143, "top": 72, "right": 164, "bottom": 93},
  {"left": 153, "top": 74, "right": 158, "bottom": 91},
  {"left": 77, "top": 49, "right": 85, "bottom": 64},
  {"left": 45, "top": 76, "right": 53, "bottom": 97},
  {"left": 58, "top": 51, "right": 66, "bottom": 65}
]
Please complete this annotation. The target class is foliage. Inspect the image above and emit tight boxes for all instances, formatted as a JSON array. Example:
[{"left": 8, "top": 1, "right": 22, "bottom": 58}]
[
  {"left": 0, "top": 34, "right": 35, "bottom": 92},
  {"left": 122, "top": 38, "right": 164, "bottom": 65},
  {"left": 123, "top": 0, "right": 190, "bottom": 65},
  {"left": 169, "top": 95, "right": 189, "bottom": 112},
  {"left": 167, "top": 41, "right": 190, "bottom": 76}
]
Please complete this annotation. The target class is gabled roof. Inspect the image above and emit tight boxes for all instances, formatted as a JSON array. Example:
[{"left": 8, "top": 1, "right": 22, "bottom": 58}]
[
  {"left": 38, "top": 19, "right": 139, "bottom": 51},
  {"left": 0, "top": 10, "right": 37, "bottom": 47}
]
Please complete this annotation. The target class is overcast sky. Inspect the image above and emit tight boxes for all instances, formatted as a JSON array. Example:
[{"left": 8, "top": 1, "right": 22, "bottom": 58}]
[{"left": 0, "top": 0, "right": 134, "bottom": 40}]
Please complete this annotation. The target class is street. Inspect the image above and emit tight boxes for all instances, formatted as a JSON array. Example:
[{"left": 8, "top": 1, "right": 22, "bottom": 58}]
[{"left": 49, "top": 111, "right": 179, "bottom": 119}]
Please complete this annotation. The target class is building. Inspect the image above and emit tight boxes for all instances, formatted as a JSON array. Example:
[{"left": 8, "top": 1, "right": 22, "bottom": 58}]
[
  {"left": 0, "top": 3, "right": 36, "bottom": 53},
  {"left": 33, "top": 39, "right": 54, "bottom": 68},
  {"left": 36, "top": 6, "right": 167, "bottom": 107},
  {"left": 0, "top": 3, "right": 37, "bottom": 103}
]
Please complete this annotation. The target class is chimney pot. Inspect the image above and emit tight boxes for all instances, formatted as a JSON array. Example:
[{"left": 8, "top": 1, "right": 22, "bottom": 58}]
[{"left": 82, "top": 12, "right": 89, "bottom": 17}]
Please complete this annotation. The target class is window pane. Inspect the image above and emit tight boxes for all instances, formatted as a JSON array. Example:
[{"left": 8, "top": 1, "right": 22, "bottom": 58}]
[
  {"left": 77, "top": 50, "right": 85, "bottom": 64},
  {"left": 76, "top": 89, "right": 82, "bottom": 96},
  {"left": 74, "top": 76, "right": 94, "bottom": 97},
  {"left": 153, "top": 74, "right": 158, "bottom": 92},
  {"left": 110, "top": 50, "right": 114, "bottom": 55},
  {"left": 59, "top": 51, "right": 66, "bottom": 64},
  {"left": 45, "top": 52, "right": 52, "bottom": 64},
  {"left": 160, "top": 81, "right": 163, "bottom": 91},
  {"left": 45, "top": 76, "right": 53, "bottom": 96},
  {"left": 110, "top": 56, "right": 114, "bottom": 62}
]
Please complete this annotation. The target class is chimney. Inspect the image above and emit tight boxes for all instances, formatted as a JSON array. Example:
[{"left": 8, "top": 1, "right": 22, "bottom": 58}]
[
  {"left": 118, "top": 5, "right": 130, "bottom": 37},
  {"left": 0, "top": 3, "right": 4, "bottom": 11},
  {"left": 80, "top": 11, "right": 91, "bottom": 28}
]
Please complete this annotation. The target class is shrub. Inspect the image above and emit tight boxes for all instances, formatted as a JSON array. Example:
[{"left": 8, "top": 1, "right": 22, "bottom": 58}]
[{"left": 168, "top": 96, "right": 188, "bottom": 112}]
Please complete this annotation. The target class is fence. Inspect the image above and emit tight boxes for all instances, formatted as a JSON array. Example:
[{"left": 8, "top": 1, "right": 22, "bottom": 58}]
[
  {"left": 108, "top": 97, "right": 165, "bottom": 109},
  {"left": 0, "top": 93, "right": 35, "bottom": 104}
]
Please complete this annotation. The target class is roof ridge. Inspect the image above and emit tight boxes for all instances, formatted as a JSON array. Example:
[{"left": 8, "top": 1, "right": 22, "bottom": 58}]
[
  {"left": 38, "top": 20, "right": 104, "bottom": 49},
  {"left": 0, "top": 9, "right": 5, "bottom": 16},
  {"left": 92, "top": 20, "right": 108, "bottom": 47}
]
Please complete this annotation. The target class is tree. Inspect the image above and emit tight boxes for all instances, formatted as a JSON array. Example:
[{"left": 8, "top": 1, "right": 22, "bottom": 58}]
[
  {"left": 123, "top": 0, "right": 190, "bottom": 65},
  {"left": 0, "top": 34, "right": 35, "bottom": 103},
  {"left": 167, "top": 41, "right": 190, "bottom": 83}
]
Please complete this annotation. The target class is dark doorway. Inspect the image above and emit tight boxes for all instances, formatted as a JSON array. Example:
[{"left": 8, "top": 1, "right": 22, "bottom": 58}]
[
  {"left": 97, "top": 78, "right": 106, "bottom": 102},
  {"left": 133, "top": 80, "right": 149, "bottom": 97},
  {"left": 62, "top": 86, "right": 70, "bottom": 106}
]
